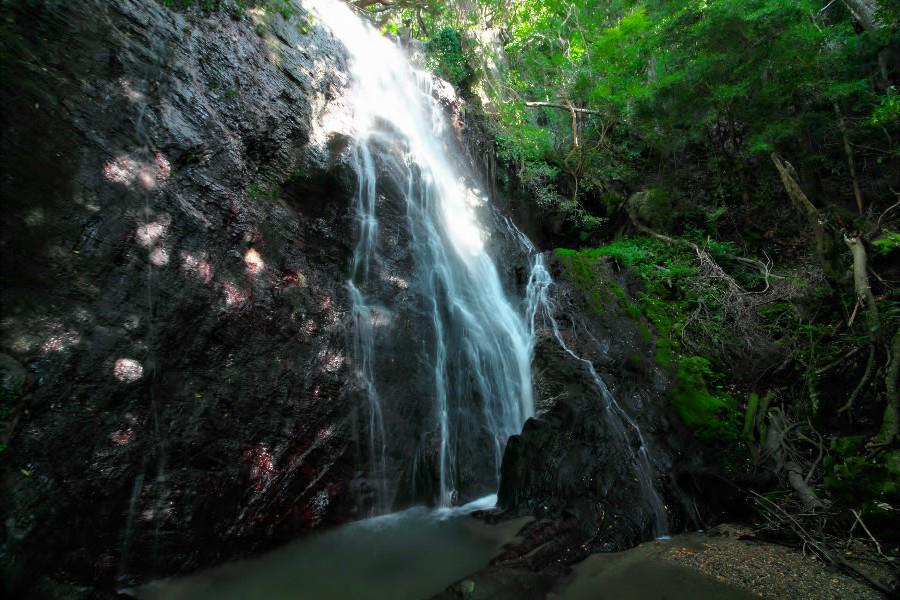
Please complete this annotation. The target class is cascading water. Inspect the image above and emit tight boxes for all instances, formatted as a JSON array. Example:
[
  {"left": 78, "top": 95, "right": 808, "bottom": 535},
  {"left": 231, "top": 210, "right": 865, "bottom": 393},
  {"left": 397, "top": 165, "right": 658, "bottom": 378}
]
[
  {"left": 307, "top": 0, "right": 667, "bottom": 537},
  {"left": 305, "top": 0, "right": 533, "bottom": 509},
  {"left": 524, "top": 253, "right": 669, "bottom": 538}
]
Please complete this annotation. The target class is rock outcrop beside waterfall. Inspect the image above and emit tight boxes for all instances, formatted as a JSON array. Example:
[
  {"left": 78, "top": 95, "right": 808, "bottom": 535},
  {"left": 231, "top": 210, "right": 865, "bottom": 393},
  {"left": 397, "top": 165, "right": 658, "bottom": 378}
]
[
  {"left": 1, "top": 1, "right": 369, "bottom": 595},
  {"left": 499, "top": 253, "right": 686, "bottom": 546}
]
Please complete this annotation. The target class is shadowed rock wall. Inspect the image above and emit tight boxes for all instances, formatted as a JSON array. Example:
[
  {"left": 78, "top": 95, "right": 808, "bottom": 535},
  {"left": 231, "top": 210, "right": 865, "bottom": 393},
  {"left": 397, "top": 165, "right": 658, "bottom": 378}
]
[{"left": 0, "top": 1, "right": 368, "bottom": 594}]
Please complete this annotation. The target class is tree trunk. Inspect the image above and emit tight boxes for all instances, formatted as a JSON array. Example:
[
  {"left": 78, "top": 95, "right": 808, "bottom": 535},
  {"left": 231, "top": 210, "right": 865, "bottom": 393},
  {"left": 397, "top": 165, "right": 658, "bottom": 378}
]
[
  {"left": 845, "top": 234, "right": 880, "bottom": 337},
  {"left": 877, "top": 328, "right": 900, "bottom": 443},
  {"left": 771, "top": 153, "right": 835, "bottom": 274},
  {"left": 834, "top": 103, "right": 864, "bottom": 214},
  {"left": 841, "top": 0, "right": 881, "bottom": 30},
  {"left": 523, "top": 101, "right": 603, "bottom": 115},
  {"left": 764, "top": 410, "right": 825, "bottom": 511},
  {"left": 839, "top": 235, "right": 881, "bottom": 415}
]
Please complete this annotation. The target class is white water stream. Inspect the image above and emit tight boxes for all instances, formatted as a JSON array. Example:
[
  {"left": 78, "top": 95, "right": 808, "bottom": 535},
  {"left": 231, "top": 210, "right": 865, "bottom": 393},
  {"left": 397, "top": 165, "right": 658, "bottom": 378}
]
[
  {"left": 306, "top": 0, "right": 533, "bottom": 508},
  {"left": 305, "top": 0, "right": 667, "bottom": 538}
]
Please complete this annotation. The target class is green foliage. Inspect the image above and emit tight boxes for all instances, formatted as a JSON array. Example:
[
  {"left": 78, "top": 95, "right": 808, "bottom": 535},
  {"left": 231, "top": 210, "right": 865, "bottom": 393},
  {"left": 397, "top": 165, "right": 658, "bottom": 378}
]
[
  {"left": 553, "top": 247, "right": 622, "bottom": 316},
  {"left": 868, "top": 91, "right": 900, "bottom": 127},
  {"left": 426, "top": 27, "right": 470, "bottom": 86},
  {"left": 872, "top": 230, "right": 900, "bottom": 255},
  {"left": 452, "top": 0, "right": 899, "bottom": 235},
  {"left": 670, "top": 356, "right": 739, "bottom": 442},
  {"left": 267, "top": 0, "right": 294, "bottom": 19},
  {"left": 824, "top": 437, "right": 900, "bottom": 510},
  {"left": 554, "top": 236, "right": 740, "bottom": 370}
]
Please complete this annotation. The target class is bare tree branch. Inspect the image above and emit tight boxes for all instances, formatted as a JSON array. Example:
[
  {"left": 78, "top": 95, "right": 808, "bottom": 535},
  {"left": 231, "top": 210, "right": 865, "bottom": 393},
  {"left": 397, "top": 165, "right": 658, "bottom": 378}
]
[{"left": 524, "top": 101, "right": 603, "bottom": 115}]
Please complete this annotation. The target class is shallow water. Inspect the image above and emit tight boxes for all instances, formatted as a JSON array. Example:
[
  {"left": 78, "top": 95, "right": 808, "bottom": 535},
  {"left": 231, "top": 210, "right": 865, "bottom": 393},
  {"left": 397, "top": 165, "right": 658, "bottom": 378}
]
[{"left": 140, "top": 496, "right": 528, "bottom": 600}]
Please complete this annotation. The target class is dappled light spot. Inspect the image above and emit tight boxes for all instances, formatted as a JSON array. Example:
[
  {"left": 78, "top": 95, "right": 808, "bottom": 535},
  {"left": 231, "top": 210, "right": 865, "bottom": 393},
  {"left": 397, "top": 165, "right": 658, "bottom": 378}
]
[
  {"left": 317, "top": 348, "right": 344, "bottom": 373},
  {"left": 136, "top": 221, "right": 167, "bottom": 248},
  {"left": 223, "top": 282, "right": 247, "bottom": 308},
  {"left": 110, "top": 428, "right": 134, "bottom": 445},
  {"left": 302, "top": 319, "right": 317, "bottom": 336},
  {"left": 150, "top": 246, "right": 170, "bottom": 267},
  {"left": 386, "top": 274, "right": 408, "bottom": 289},
  {"left": 244, "top": 248, "right": 265, "bottom": 274},
  {"left": 41, "top": 330, "right": 80, "bottom": 353},
  {"left": 243, "top": 444, "right": 275, "bottom": 492},
  {"left": 154, "top": 151, "right": 171, "bottom": 180},
  {"left": 102, "top": 156, "right": 137, "bottom": 185},
  {"left": 181, "top": 252, "right": 214, "bottom": 284},
  {"left": 316, "top": 425, "right": 335, "bottom": 441},
  {"left": 281, "top": 270, "right": 306, "bottom": 287},
  {"left": 102, "top": 152, "right": 171, "bottom": 189},
  {"left": 113, "top": 358, "right": 143, "bottom": 383},
  {"left": 118, "top": 77, "right": 144, "bottom": 102}
]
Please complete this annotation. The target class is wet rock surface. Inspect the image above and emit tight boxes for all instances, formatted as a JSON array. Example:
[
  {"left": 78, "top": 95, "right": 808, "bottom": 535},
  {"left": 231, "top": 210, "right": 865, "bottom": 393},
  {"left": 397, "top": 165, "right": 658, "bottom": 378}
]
[
  {"left": 432, "top": 253, "right": 710, "bottom": 597},
  {"left": 499, "top": 254, "right": 693, "bottom": 545},
  {"left": 1, "top": 0, "right": 364, "bottom": 595}
]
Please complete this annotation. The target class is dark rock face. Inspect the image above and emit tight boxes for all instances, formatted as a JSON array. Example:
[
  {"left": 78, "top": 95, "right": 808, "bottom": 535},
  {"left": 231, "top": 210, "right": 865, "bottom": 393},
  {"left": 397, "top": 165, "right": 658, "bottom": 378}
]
[
  {"left": 0, "top": 0, "right": 369, "bottom": 594},
  {"left": 498, "top": 255, "right": 696, "bottom": 550}
]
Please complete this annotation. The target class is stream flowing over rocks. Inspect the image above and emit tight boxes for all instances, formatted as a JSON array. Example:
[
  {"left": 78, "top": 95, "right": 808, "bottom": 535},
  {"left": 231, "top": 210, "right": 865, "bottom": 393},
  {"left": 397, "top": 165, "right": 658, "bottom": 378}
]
[{"left": 1, "top": 1, "right": 703, "bottom": 597}]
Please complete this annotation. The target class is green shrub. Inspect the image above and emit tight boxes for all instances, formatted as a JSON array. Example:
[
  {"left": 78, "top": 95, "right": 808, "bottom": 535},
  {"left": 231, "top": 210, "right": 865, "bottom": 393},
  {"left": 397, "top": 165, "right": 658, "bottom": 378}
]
[
  {"left": 670, "top": 356, "right": 739, "bottom": 442},
  {"left": 872, "top": 230, "right": 900, "bottom": 255},
  {"left": 824, "top": 437, "right": 900, "bottom": 510},
  {"left": 425, "top": 27, "right": 470, "bottom": 87}
]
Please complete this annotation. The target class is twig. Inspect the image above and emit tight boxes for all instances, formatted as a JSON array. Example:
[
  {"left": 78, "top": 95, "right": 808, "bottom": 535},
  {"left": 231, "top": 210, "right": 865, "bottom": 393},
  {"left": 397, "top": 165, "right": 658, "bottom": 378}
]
[
  {"left": 850, "top": 509, "right": 889, "bottom": 561},
  {"left": 751, "top": 491, "right": 895, "bottom": 595},
  {"left": 524, "top": 101, "right": 603, "bottom": 115},
  {"left": 816, "top": 346, "right": 861, "bottom": 375},
  {"left": 838, "top": 344, "right": 875, "bottom": 415},
  {"left": 801, "top": 424, "right": 824, "bottom": 484},
  {"left": 874, "top": 198, "right": 900, "bottom": 231}
]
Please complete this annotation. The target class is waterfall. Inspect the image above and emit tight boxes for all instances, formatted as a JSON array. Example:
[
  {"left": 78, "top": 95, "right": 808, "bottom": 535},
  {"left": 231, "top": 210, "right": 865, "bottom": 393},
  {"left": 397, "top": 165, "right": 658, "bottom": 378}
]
[
  {"left": 306, "top": 0, "right": 667, "bottom": 537},
  {"left": 305, "top": 0, "right": 533, "bottom": 508}
]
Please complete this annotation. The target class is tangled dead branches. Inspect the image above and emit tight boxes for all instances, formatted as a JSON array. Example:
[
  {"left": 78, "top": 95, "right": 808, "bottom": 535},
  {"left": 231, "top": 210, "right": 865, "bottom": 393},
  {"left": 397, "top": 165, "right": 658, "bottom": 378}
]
[
  {"left": 625, "top": 204, "right": 805, "bottom": 358},
  {"left": 742, "top": 407, "right": 899, "bottom": 596},
  {"left": 752, "top": 492, "right": 897, "bottom": 596}
]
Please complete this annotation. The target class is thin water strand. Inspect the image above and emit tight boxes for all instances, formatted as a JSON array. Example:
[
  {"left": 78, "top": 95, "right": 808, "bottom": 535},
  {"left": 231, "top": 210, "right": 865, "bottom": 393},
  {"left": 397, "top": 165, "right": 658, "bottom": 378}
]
[{"left": 525, "top": 255, "right": 669, "bottom": 537}]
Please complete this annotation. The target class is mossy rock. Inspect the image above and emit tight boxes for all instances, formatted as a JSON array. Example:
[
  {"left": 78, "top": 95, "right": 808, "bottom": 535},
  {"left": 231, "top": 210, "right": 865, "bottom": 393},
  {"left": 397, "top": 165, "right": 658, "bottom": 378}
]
[
  {"left": 669, "top": 356, "right": 738, "bottom": 442},
  {"left": 627, "top": 189, "right": 673, "bottom": 231}
]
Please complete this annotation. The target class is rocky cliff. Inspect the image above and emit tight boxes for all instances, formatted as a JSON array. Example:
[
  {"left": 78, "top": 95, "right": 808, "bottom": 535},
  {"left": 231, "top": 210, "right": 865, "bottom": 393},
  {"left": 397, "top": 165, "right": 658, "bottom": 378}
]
[
  {"left": 1, "top": 1, "right": 368, "bottom": 594},
  {"left": 0, "top": 1, "right": 698, "bottom": 598}
]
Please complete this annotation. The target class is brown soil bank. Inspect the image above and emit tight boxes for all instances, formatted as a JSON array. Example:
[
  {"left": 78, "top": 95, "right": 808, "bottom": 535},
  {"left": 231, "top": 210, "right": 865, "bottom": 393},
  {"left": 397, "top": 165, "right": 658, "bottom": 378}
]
[{"left": 554, "top": 525, "right": 893, "bottom": 600}]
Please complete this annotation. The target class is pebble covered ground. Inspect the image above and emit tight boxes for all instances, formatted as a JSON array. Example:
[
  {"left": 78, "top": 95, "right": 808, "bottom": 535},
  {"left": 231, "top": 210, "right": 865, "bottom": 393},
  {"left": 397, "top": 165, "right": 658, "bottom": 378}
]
[{"left": 664, "top": 525, "right": 893, "bottom": 600}]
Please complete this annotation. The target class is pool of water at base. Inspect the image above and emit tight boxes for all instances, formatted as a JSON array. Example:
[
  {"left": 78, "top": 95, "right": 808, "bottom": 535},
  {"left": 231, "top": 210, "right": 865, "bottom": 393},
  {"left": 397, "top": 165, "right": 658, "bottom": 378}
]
[{"left": 137, "top": 495, "right": 526, "bottom": 600}]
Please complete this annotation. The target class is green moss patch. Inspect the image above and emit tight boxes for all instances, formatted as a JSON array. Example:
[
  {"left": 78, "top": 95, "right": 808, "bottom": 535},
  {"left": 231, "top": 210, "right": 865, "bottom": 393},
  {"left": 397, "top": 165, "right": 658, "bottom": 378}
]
[
  {"left": 824, "top": 437, "right": 900, "bottom": 511},
  {"left": 670, "top": 356, "right": 739, "bottom": 442}
]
